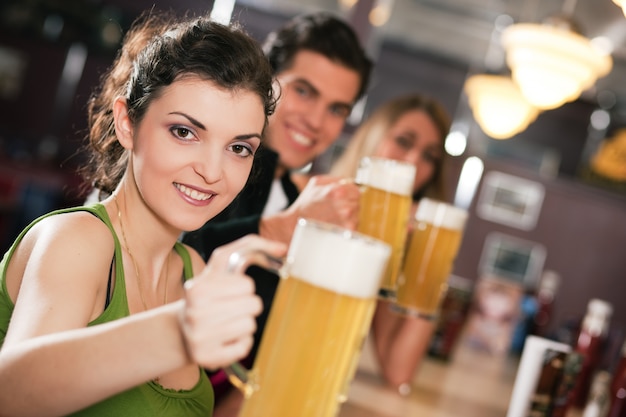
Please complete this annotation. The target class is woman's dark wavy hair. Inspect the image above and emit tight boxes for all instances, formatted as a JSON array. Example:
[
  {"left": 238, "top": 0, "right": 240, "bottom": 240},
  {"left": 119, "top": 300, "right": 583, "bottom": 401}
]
[{"left": 81, "top": 13, "right": 276, "bottom": 195}]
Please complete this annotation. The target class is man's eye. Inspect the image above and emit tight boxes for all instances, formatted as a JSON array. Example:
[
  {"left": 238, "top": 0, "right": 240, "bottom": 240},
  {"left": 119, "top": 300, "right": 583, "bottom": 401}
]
[{"left": 329, "top": 105, "right": 350, "bottom": 118}]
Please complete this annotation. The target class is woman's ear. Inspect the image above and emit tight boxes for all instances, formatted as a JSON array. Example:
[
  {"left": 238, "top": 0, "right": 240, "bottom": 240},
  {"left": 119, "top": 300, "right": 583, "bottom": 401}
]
[{"left": 113, "top": 97, "right": 134, "bottom": 150}]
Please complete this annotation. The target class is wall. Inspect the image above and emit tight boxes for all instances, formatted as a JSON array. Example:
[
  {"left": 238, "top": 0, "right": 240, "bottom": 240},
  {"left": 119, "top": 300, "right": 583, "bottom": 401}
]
[{"left": 447, "top": 155, "right": 626, "bottom": 338}]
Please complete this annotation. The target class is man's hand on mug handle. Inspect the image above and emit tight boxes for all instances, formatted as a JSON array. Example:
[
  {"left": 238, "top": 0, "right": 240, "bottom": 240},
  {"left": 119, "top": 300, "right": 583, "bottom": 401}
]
[{"left": 259, "top": 175, "right": 360, "bottom": 245}]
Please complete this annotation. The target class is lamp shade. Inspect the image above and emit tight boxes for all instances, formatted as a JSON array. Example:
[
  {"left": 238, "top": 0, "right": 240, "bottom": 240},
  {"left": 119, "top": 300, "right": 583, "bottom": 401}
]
[
  {"left": 464, "top": 74, "right": 539, "bottom": 140},
  {"left": 590, "top": 128, "right": 626, "bottom": 181},
  {"left": 501, "top": 23, "right": 613, "bottom": 110}
]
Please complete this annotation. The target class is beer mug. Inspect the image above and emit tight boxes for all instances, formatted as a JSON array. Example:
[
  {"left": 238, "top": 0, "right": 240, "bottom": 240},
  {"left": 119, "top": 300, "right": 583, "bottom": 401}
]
[
  {"left": 355, "top": 156, "right": 415, "bottom": 299},
  {"left": 226, "top": 218, "right": 391, "bottom": 417},
  {"left": 394, "top": 198, "right": 468, "bottom": 319}
]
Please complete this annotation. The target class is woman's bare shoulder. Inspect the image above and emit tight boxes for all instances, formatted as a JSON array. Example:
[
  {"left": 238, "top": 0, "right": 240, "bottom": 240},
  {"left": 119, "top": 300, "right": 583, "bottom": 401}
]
[
  {"left": 5, "top": 208, "right": 116, "bottom": 310},
  {"left": 28, "top": 209, "right": 113, "bottom": 251},
  {"left": 11, "top": 209, "right": 115, "bottom": 278}
]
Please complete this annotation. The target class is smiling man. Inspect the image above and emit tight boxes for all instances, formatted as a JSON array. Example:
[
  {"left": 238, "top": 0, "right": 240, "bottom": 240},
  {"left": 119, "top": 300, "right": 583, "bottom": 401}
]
[
  {"left": 181, "top": 11, "right": 372, "bottom": 415},
  {"left": 183, "top": 13, "right": 371, "bottom": 246},
  {"left": 264, "top": 50, "right": 361, "bottom": 178}
]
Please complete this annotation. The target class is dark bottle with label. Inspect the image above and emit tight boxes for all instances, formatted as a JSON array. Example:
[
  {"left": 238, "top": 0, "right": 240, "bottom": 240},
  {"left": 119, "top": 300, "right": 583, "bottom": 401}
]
[
  {"left": 551, "top": 352, "right": 584, "bottom": 417},
  {"left": 582, "top": 370, "right": 612, "bottom": 417},
  {"left": 532, "top": 270, "right": 560, "bottom": 337},
  {"left": 527, "top": 348, "right": 567, "bottom": 417},
  {"left": 607, "top": 341, "right": 626, "bottom": 417},
  {"left": 569, "top": 299, "right": 613, "bottom": 409}
]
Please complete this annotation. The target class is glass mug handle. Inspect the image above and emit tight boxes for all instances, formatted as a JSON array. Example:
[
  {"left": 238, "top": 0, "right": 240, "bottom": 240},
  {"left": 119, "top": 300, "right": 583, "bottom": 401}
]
[{"left": 222, "top": 249, "right": 283, "bottom": 397}]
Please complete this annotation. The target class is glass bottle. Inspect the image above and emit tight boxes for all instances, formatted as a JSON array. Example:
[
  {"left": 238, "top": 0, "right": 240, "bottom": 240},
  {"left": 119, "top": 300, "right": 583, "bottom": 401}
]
[
  {"left": 569, "top": 299, "right": 613, "bottom": 409},
  {"left": 607, "top": 340, "right": 626, "bottom": 417},
  {"left": 532, "top": 270, "right": 560, "bottom": 337},
  {"left": 551, "top": 352, "right": 584, "bottom": 417},
  {"left": 582, "top": 370, "right": 612, "bottom": 417}
]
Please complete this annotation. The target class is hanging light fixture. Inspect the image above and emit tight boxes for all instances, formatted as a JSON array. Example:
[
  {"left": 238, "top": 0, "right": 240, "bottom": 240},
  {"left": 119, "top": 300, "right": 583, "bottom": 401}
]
[
  {"left": 501, "top": 15, "right": 613, "bottom": 110},
  {"left": 612, "top": 0, "right": 626, "bottom": 17},
  {"left": 464, "top": 74, "right": 540, "bottom": 139},
  {"left": 590, "top": 128, "right": 626, "bottom": 182},
  {"left": 369, "top": 0, "right": 394, "bottom": 27}
]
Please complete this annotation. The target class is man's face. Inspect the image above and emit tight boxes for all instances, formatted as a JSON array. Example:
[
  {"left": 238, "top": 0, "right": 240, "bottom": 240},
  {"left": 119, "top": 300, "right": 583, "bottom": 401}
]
[{"left": 264, "top": 50, "right": 362, "bottom": 174}]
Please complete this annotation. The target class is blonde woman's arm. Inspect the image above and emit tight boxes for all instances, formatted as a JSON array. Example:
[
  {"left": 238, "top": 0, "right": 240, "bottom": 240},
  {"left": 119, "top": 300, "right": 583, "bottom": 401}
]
[{"left": 371, "top": 300, "right": 436, "bottom": 390}]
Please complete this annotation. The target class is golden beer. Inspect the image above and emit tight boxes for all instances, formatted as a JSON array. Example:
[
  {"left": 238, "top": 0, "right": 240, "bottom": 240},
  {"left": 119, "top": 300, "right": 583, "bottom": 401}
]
[
  {"left": 236, "top": 219, "right": 391, "bottom": 417},
  {"left": 356, "top": 157, "right": 415, "bottom": 299},
  {"left": 395, "top": 199, "right": 468, "bottom": 319}
]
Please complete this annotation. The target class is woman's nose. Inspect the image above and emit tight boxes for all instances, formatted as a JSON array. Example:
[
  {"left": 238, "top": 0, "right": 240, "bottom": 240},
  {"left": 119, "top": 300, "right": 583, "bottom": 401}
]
[{"left": 194, "top": 150, "right": 224, "bottom": 184}]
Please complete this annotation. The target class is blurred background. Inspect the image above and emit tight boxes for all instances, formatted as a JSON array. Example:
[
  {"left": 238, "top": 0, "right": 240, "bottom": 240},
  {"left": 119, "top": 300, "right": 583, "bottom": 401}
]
[{"left": 0, "top": 0, "right": 625, "bottom": 358}]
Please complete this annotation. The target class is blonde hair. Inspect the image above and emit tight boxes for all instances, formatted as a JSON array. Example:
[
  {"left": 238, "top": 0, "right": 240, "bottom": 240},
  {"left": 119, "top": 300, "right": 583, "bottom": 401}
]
[{"left": 330, "top": 93, "right": 451, "bottom": 201}]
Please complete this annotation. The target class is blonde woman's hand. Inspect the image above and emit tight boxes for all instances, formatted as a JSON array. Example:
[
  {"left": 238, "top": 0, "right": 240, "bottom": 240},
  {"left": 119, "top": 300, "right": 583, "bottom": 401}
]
[{"left": 180, "top": 235, "right": 287, "bottom": 370}]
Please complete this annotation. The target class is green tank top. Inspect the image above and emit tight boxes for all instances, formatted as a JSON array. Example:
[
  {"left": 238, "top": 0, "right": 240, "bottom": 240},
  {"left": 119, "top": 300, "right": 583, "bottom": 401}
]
[{"left": 0, "top": 204, "right": 214, "bottom": 416}]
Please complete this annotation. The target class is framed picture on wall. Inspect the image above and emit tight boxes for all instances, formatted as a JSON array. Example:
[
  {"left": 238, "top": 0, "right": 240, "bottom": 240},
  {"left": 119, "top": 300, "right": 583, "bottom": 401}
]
[
  {"left": 478, "top": 232, "right": 547, "bottom": 289},
  {"left": 477, "top": 171, "right": 545, "bottom": 230},
  {"left": 0, "top": 46, "right": 27, "bottom": 100}
]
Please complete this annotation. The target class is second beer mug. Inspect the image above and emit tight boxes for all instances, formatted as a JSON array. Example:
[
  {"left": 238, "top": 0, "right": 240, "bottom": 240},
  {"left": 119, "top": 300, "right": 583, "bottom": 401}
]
[
  {"left": 394, "top": 198, "right": 468, "bottom": 320},
  {"left": 227, "top": 218, "right": 391, "bottom": 417},
  {"left": 355, "top": 156, "right": 415, "bottom": 299}
]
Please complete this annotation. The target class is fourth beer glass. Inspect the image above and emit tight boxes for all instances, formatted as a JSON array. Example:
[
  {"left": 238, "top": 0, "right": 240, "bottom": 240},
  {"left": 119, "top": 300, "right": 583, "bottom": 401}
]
[{"left": 394, "top": 198, "right": 468, "bottom": 319}]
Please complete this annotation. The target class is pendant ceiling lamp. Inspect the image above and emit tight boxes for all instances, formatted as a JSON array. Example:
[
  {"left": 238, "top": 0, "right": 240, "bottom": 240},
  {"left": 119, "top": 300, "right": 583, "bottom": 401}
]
[
  {"left": 465, "top": 74, "right": 540, "bottom": 140},
  {"left": 501, "top": 16, "right": 613, "bottom": 110},
  {"left": 590, "top": 128, "right": 626, "bottom": 181}
]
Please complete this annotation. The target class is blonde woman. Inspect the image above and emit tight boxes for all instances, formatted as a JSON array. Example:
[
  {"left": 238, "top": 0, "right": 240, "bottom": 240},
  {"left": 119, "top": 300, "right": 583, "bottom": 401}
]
[{"left": 300, "top": 93, "right": 452, "bottom": 392}]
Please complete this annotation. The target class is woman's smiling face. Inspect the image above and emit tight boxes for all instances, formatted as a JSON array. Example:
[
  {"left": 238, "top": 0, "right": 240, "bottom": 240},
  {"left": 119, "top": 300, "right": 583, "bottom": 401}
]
[{"left": 374, "top": 109, "right": 443, "bottom": 194}]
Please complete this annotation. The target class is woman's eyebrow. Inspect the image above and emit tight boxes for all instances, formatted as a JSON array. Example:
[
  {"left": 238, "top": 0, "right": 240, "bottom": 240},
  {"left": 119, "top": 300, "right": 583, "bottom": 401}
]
[
  {"left": 170, "top": 111, "right": 262, "bottom": 140},
  {"left": 236, "top": 133, "right": 263, "bottom": 140},
  {"left": 169, "top": 111, "right": 206, "bottom": 130}
]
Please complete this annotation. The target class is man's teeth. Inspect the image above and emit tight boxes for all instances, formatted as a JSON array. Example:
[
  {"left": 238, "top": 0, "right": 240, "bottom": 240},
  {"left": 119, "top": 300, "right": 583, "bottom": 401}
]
[
  {"left": 176, "top": 184, "right": 213, "bottom": 201},
  {"left": 292, "top": 132, "right": 313, "bottom": 147}
]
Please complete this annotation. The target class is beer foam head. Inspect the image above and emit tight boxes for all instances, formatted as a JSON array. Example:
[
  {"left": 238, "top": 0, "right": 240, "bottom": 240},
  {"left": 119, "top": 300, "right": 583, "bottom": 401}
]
[
  {"left": 415, "top": 198, "right": 468, "bottom": 230},
  {"left": 355, "top": 157, "right": 415, "bottom": 196},
  {"left": 286, "top": 219, "right": 391, "bottom": 298}
]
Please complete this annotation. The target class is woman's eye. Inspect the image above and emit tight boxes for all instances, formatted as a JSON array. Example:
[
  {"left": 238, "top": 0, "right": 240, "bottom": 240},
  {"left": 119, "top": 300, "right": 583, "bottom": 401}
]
[
  {"left": 394, "top": 135, "right": 414, "bottom": 150},
  {"left": 171, "top": 126, "right": 194, "bottom": 140},
  {"left": 424, "top": 152, "right": 441, "bottom": 164},
  {"left": 229, "top": 143, "right": 253, "bottom": 157}
]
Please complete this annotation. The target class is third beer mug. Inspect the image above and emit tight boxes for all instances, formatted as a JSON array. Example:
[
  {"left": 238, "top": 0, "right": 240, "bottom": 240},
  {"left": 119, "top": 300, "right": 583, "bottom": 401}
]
[
  {"left": 355, "top": 156, "right": 415, "bottom": 299},
  {"left": 227, "top": 218, "right": 391, "bottom": 417},
  {"left": 394, "top": 198, "right": 468, "bottom": 319}
]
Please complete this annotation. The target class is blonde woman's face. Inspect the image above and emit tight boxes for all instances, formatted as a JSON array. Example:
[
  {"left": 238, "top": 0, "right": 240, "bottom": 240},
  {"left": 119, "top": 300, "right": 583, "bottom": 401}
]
[{"left": 374, "top": 109, "right": 443, "bottom": 193}]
